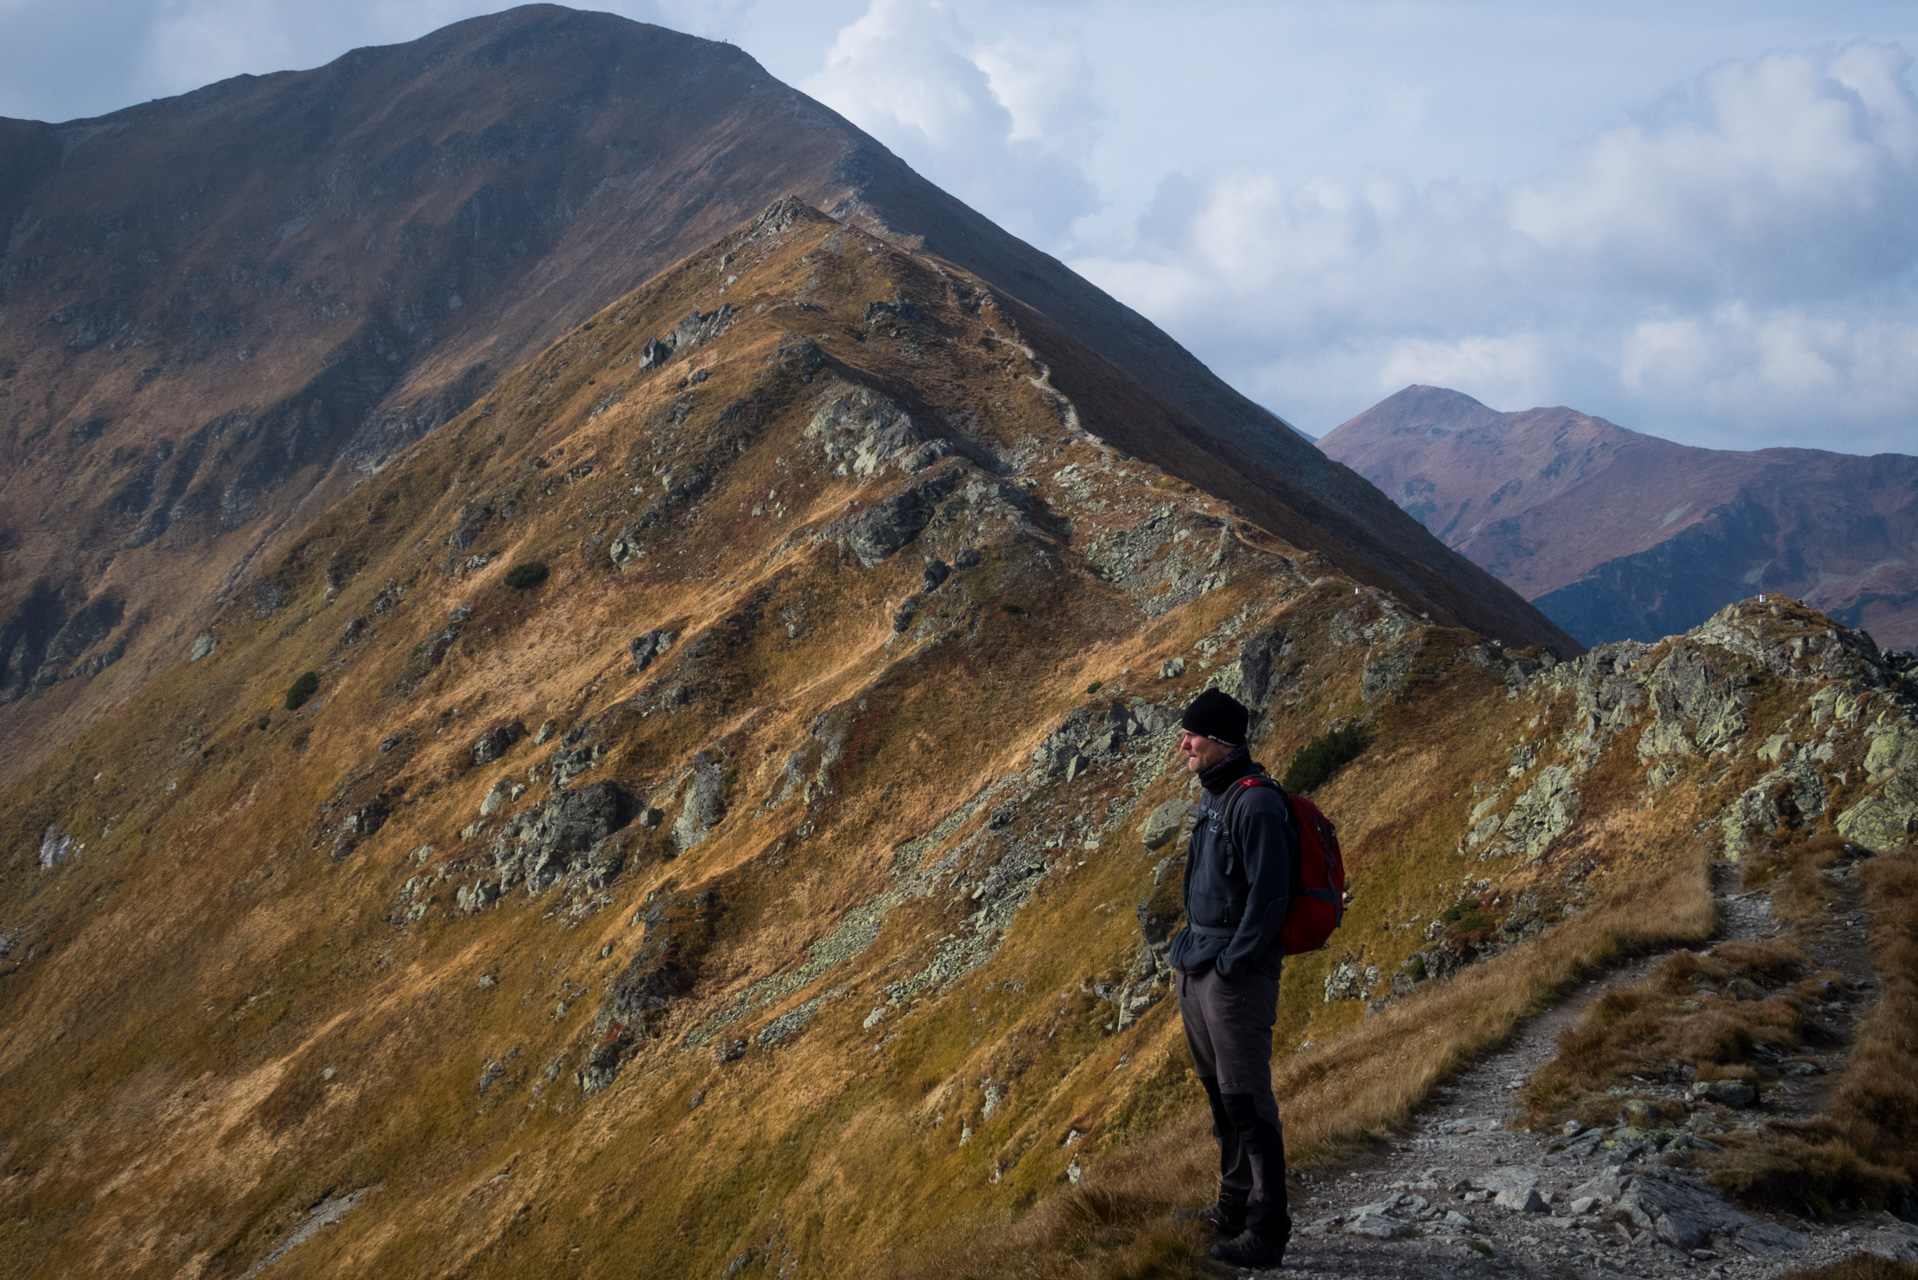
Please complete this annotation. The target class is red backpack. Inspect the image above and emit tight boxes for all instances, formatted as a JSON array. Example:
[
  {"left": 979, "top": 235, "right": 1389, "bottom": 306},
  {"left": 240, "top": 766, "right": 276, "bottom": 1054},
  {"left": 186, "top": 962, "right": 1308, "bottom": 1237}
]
[{"left": 1227, "top": 775, "right": 1349, "bottom": 955}]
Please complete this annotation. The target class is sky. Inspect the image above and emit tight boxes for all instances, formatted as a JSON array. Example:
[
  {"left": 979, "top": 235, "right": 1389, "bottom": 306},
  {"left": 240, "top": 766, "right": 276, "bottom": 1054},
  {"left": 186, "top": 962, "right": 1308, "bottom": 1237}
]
[{"left": 4, "top": 1, "right": 1918, "bottom": 455}]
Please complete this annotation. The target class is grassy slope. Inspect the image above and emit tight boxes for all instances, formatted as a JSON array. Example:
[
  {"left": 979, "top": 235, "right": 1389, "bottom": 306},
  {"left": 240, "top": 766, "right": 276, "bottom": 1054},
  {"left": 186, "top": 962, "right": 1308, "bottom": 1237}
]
[{"left": 0, "top": 206, "right": 1909, "bottom": 1280}]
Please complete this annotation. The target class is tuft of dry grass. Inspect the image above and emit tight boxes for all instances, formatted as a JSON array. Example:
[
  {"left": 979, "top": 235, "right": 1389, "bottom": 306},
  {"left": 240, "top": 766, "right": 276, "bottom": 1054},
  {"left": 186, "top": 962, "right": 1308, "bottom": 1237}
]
[
  {"left": 1744, "top": 832, "right": 1854, "bottom": 928},
  {"left": 1776, "top": 1255, "right": 1918, "bottom": 1280},
  {"left": 1709, "top": 850, "right": 1918, "bottom": 1217},
  {"left": 1520, "top": 937, "right": 1825, "bottom": 1129}
]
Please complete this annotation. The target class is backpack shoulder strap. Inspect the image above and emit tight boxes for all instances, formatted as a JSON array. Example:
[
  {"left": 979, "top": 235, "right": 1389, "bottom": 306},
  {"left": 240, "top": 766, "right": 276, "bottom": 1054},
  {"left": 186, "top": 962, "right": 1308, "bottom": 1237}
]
[{"left": 1214, "top": 773, "right": 1287, "bottom": 874}]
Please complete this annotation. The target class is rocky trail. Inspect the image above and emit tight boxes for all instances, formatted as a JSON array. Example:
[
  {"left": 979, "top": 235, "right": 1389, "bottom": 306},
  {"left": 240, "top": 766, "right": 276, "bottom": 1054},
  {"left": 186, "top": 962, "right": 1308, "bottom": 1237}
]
[{"left": 1224, "top": 862, "right": 1916, "bottom": 1278}]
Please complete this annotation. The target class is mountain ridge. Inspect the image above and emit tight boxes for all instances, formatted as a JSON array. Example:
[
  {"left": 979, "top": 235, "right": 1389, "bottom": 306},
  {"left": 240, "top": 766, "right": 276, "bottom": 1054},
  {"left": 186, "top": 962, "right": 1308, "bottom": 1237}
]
[
  {"left": 0, "top": 6, "right": 1571, "bottom": 785},
  {"left": 1, "top": 198, "right": 1913, "bottom": 1278},
  {"left": 1319, "top": 385, "right": 1918, "bottom": 647}
]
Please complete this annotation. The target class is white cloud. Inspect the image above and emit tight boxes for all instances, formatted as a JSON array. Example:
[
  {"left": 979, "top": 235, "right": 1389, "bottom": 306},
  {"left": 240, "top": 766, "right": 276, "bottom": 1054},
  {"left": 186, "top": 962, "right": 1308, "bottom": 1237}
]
[
  {"left": 801, "top": 0, "right": 1095, "bottom": 242},
  {"left": 1378, "top": 334, "right": 1552, "bottom": 409},
  {"left": 1509, "top": 43, "right": 1918, "bottom": 302},
  {"left": 1071, "top": 40, "right": 1918, "bottom": 453}
]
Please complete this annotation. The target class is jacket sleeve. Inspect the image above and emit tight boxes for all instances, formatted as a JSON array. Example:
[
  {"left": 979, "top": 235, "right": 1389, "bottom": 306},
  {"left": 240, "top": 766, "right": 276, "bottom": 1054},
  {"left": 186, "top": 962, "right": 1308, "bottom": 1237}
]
[{"left": 1215, "top": 788, "right": 1296, "bottom": 977}]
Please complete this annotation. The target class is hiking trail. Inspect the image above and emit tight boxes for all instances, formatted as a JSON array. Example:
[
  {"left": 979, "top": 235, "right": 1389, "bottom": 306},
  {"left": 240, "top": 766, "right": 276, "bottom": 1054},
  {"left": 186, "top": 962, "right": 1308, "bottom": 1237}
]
[{"left": 1231, "top": 860, "right": 1916, "bottom": 1279}]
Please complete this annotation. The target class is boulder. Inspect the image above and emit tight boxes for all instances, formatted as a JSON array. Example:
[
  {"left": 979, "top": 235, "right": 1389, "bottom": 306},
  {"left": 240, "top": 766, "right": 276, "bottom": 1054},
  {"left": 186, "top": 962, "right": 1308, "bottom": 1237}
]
[
  {"left": 1476, "top": 1167, "right": 1547, "bottom": 1213},
  {"left": 1612, "top": 1168, "right": 1776, "bottom": 1252},
  {"left": 637, "top": 337, "right": 671, "bottom": 371},
  {"left": 674, "top": 752, "right": 727, "bottom": 852},
  {"left": 1346, "top": 1201, "right": 1416, "bottom": 1239},
  {"left": 489, "top": 780, "right": 631, "bottom": 893},
  {"left": 472, "top": 721, "right": 526, "bottom": 767},
  {"left": 834, "top": 473, "right": 957, "bottom": 568},
  {"left": 1694, "top": 1079, "right": 1758, "bottom": 1108},
  {"left": 630, "top": 629, "right": 675, "bottom": 673},
  {"left": 189, "top": 633, "right": 217, "bottom": 662},
  {"left": 1138, "top": 800, "right": 1194, "bottom": 851}
]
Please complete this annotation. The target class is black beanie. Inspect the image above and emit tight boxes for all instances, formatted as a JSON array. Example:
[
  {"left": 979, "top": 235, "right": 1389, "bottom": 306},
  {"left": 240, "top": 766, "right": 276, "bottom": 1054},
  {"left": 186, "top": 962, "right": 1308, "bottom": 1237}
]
[{"left": 1182, "top": 688, "right": 1249, "bottom": 745}]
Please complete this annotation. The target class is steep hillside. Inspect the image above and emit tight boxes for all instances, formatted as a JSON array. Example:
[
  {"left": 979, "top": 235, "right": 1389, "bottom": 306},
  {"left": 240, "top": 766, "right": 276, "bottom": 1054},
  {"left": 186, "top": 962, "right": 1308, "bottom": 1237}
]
[
  {"left": 0, "top": 200, "right": 1913, "bottom": 1280},
  {"left": 1319, "top": 386, "right": 1918, "bottom": 648},
  {"left": 0, "top": 6, "right": 1567, "bottom": 786}
]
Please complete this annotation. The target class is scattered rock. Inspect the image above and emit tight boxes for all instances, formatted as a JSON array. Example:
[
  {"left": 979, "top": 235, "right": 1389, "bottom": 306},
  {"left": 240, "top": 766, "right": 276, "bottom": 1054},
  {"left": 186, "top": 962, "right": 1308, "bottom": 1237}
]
[
  {"left": 630, "top": 630, "right": 675, "bottom": 673},
  {"left": 1137, "top": 799, "right": 1193, "bottom": 851},
  {"left": 674, "top": 752, "right": 727, "bottom": 852},
  {"left": 1159, "top": 656, "right": 1185, "bottom": 679},
  {"left": 189, "top": 633, "right": 216, "bottom": 662},
  {"left": 487, "top": 781, "right": 631, "bottom": 896},
  {"left": 37, "top": 824, "right": 76, "bottom": 870},
  {"left": 1693, "top": 1078, "right": 1758, "bottom": 1108},
  {"left": 472, "top": 721, "right": 526, "bottom": 767}
]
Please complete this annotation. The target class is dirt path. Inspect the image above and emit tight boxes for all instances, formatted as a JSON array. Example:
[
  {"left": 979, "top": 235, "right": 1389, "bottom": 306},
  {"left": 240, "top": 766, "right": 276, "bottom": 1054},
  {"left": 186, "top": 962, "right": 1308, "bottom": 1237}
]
[{"left": 1221, "top": 862, "right": 1918, "bottom": 1279}]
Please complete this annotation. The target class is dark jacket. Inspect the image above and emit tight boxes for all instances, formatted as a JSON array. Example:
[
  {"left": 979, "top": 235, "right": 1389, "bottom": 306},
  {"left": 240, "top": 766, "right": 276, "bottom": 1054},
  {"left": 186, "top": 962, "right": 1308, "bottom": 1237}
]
[{"left": 1169, "top": 746, "right": 1297, "bottom": 979}]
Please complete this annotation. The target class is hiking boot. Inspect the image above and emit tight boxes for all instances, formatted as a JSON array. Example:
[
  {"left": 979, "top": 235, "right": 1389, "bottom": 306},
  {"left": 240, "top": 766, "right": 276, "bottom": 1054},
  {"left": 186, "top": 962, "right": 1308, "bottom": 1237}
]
[
  {"left": 1209, "top": 1228, "right": 1287, "bottom": 1268},
  {"left": 1172, "top": 1203, "right": 1243, "bottom": 1234}
]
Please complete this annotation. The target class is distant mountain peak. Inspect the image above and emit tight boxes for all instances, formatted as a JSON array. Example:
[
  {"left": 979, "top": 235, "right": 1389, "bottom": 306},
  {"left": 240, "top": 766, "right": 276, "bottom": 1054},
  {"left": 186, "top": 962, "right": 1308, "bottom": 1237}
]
[{"left": 1322, "top": 386, "right": 1918, "bottom": 648}]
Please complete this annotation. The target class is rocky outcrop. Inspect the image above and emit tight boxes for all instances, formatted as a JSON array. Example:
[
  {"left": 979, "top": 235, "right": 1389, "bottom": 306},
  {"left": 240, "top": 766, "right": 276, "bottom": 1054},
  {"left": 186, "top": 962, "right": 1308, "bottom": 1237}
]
[
  {"left": 37, "top": 825, "right": 76, "bottom": 870},
  {"left": 579, "top": 889, "right": 719, "bottom": 1093},
  {"left": 1637, "top": 644, "right": 1750, "bottom": 759},
  {"left": 471, "top": 721, "right": 526, "bottom": 767},
  {"left": 831, "top": 471, "right": 959, "bottom": 568},
  {"left": 805, "top": 383, "right": 927, "bottom": 478},
  {"left": 1030, "top": 699, "right": 1177, "bottom": 783},
  {"left": 629, "top": 629, "right": 674, "bottom": 673},
  {"left": 1838, "top": 725, "right": 1918, "bottom": 850},
  {"left": 673, "top": 752, "right": 728, "bottom": 853},
  {"left": 1612, "top": 1168, "right": 1806, "bottom": 1255},
  {"left": 472, "top": 781, "right": 632, "bottom": 905}
]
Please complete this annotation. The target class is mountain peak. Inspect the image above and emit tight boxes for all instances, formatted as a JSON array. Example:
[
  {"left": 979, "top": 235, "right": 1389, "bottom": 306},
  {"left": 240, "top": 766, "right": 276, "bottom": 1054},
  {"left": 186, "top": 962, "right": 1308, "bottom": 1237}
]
[
  {"left": 1323, "top": 385, "right": 1918, "bottom": 647},
  {"left": 0, "top": 16, "right": 1573, "bottom": 779}
]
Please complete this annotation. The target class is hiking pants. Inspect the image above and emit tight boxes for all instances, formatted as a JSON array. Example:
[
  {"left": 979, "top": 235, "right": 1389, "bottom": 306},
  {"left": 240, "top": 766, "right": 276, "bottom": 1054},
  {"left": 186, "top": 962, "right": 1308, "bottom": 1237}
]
[{"left": 1177, "top": 965, "right": 1290, "bottom": 1240}]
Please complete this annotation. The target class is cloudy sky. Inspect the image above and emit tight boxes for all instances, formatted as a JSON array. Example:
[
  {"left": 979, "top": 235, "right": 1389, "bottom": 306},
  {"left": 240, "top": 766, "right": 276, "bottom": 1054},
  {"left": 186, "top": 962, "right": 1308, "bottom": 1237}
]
[{"left": 5, "top": 1, "right": 1918, "bottom": 454}]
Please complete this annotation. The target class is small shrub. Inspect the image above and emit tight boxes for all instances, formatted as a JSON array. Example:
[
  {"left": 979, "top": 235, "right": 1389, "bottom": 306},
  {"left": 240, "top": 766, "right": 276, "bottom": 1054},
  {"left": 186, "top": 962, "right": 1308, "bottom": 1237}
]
[
  {"left": 504, "top": 561, "right": 549, "bottom": 591},
  {"left": 1000, "top": 602, "right": 1023, "bottom": 615},
  {"left": 256, "top": 716, "right": 270, "bottom": 732},
  {"left": 284, "top": 671, "right": 319, "bottom": 711},
  {"left": 1086, "top": 680, "right": 1103, "bottom": 694},
  {"left": 1281, "top": 723, "right": 1372, "bottom": 793}
]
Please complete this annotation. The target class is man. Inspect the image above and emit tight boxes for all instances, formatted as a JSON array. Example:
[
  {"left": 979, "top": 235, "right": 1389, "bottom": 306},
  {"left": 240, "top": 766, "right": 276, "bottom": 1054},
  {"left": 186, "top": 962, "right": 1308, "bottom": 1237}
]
[{"left": 1170, "top": 687, "right": 1296, "bottom": 1268}]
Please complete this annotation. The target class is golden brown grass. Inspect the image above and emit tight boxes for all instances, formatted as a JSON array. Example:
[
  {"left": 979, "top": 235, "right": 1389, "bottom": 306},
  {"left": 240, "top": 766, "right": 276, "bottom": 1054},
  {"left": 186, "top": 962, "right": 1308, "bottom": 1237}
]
[
  {"left": 1744, "top": 832, "right": 1855, "bottom": 928},
  {"left": 1519, "top": 937, "right": 1830, "bottom": 1129},
  {"left": 0, "top": 200, "right": 1879, "bottom": 1280},
  {"left": 1777, "top": 1256, "right": 1918, "bottom": 1280},
  {"left": 1706, "top": 850, "right": 1918, "bottom": 1217},
  {"left": 915, "top": 850, "right": 1717, "bottom": 1280}
]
